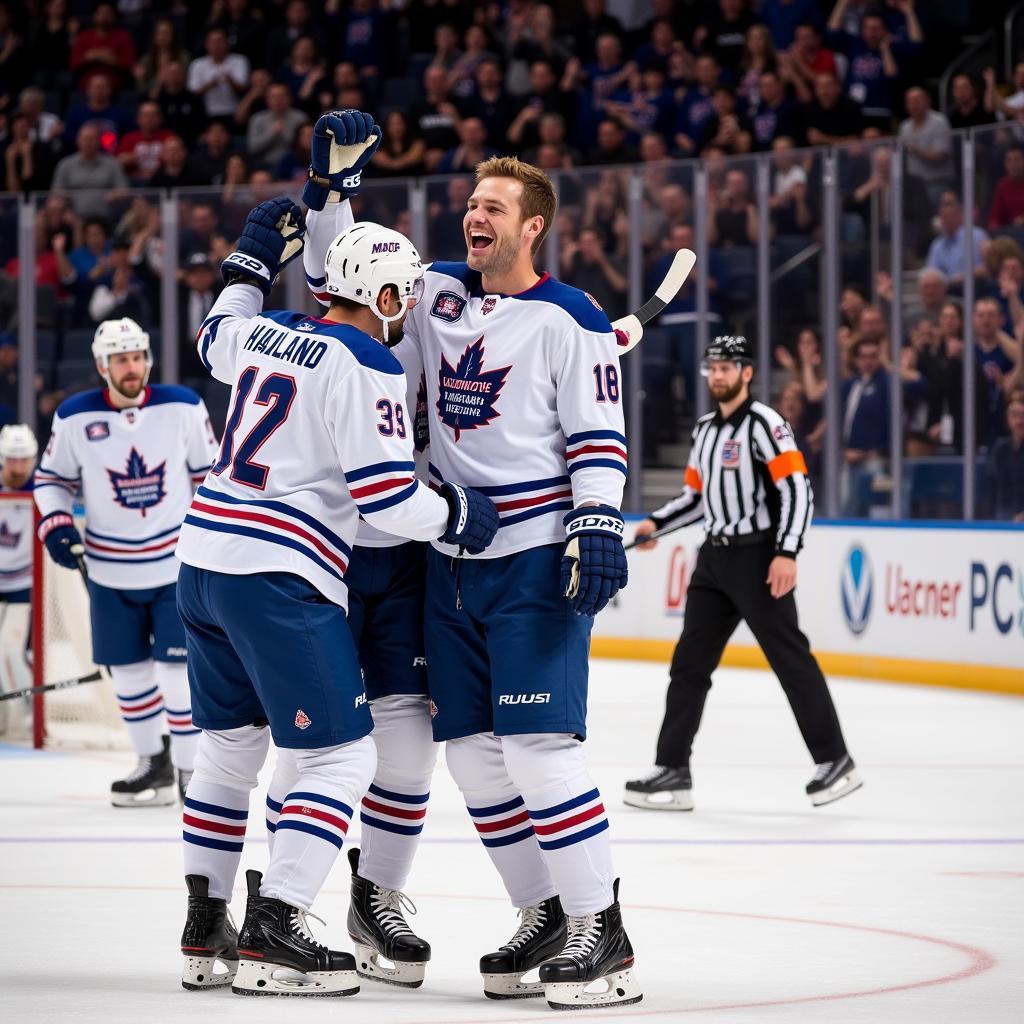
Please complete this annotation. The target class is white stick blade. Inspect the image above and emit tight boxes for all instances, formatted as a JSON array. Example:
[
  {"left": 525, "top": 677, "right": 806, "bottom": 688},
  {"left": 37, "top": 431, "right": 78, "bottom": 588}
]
[
  {"left": 654, "top": 249, "right": 696, "bottom": 303},
  {"left": 611, "top": 314, "right": 643, "bottom": 354}
]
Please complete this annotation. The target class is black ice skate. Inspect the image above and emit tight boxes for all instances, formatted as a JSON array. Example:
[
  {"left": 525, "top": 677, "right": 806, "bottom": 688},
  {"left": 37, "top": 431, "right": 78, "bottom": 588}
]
[
  {"left": 539, "top": 879, "right": 642, "bottom": 1011},
  {"left": 180, "top": 874, "right": 239, "bottom": 990},
  {"left": 110, "top": 735, "right": 175, "bottom": 807},
  {"left": 806, "top": 754, "right": 863, "bottom": 806},
  {"left": 480, "top": 894, "right": 567, "bottom": 999},
  {"left": 623, "top": 765, "right": 693, "bottom": 811},
  {"left": 346, "top": 847, "right": 430, "bottom": 988},
  {"left": 177, "top": 768, "right": 193, "bottom": 804},
  {"left": 232, "top": 869, "right": 359, "bottom": 997}
]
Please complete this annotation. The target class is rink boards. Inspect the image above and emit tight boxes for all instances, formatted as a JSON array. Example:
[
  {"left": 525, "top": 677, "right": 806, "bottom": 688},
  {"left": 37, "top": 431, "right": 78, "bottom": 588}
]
[{"left": 593, "top": 520, "right": 1024, "bottom": 694}]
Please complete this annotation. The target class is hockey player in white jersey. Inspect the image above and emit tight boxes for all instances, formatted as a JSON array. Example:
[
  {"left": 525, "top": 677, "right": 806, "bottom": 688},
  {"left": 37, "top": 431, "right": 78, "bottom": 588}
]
[
  {"left": 34, "top": 320, "right": 218, "bottom": 805},
  {"left": 175, "top": 193, "right": 499, "bottom": 996},
  {"left": 403, "top": 156, "right": 641, "bottom": 1010}
]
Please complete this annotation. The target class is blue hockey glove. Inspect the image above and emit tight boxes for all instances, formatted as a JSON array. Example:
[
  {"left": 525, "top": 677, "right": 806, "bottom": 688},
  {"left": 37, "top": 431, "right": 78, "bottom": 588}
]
[
  {"left": 302, "top": 109, "right": 382, "bottom": 210},
  {"left": 561, "top": 505, "right": 628, "bottom": 617},
  {"left": 221, "top": 196, "right": 306, "bottom": 296},
  {"left": 440, "top": 482, "right": 500, "bottom": 555},
  {"left": 38, "top": 513, "right": 83, "bottom": 570}
]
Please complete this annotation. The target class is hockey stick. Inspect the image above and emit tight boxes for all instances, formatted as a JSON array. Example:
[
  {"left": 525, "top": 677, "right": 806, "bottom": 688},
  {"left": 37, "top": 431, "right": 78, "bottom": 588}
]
[
  {"left": 0, "top": 669, "right": 103, "bottom": 703},
  {"left": 623, "top": 522, "right": 688, "bottom": 552},
  {"left": 70, "top": 542, "right": 88, "bottom": 586},
  {"left": 612, "top": 248, "right": 697, "bottom": 355}
]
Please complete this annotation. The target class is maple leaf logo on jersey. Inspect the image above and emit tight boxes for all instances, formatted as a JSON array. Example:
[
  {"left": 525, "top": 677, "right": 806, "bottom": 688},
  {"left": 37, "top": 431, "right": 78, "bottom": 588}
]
[
  {"left": 437, "top": 337, "right": 511, "bottom": 441},
  {"left": 107, "top": 447, "right": 167, "bottom": 517},
  {"left": 0, "top": 521, "right": 20, "bottom": 548}
]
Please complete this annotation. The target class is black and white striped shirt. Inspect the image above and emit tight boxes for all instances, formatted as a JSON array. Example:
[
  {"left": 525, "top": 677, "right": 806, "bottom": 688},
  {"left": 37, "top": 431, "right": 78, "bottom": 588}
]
[{"left": 649, "top": 398, "right": 813, "bottom": 557}]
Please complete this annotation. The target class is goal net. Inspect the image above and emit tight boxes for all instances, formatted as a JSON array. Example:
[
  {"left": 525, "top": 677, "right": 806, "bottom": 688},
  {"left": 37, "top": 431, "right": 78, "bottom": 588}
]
[{"left": 0, "top": 493, "right": 128, "bottom": 749}]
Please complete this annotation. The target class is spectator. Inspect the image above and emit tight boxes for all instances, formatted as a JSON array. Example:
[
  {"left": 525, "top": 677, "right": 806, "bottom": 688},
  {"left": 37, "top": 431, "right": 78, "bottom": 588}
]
[
  {"left": 136, "top": 17, "right": 191, "bottom": 98},
  {"left": 28, "top": 0, "right": 72, "bottom": 88},
  {"left": 191, "top": 121, "right": 236, "bottom": 187},
  {"left": 974, "top": 297, "right": 1020, "bottom": 419},
  {"left": 16, "top": 87, "right": 63, "bottom": 150},
  {"left": 506, "top": 60, "right": 577, "bottom": 153},
  {"left": 233, "top": 68, "right": 273, "bottom": 134},
  {"left": 845, "top": 145, "right": 931, "bottom": 254},
  {"left": 673, "top": 54, "right": 721, "bottom": 155},
  {"left": 748, "top": 68, "right": 802, "bottom": 150},
  {"left": 645, "top": 183, "right": 692, "bottom": 249},
  {"left": 925, "top": 302, "right": 989, "bottom": 452},
  {"left": 948, "top": 73, "right": 993, "bottom": 131},
  {"left": 3, "top": 113, "right": 53, "bottom": 193},
  {"left": 563, "top": 226, "right": 627, "bottom": 319},
  {"left": 68, "top": 218, "right": 112, "bottom": 320},
  {"left": 708, "top": 168, "right": 758, "bottom": 248},
  {"left": 769, "top": 136, "right": 813, "bottom": 235},
  {"left": 840, "top": 335, "right": 890, "bottom": 515},
  {"left": 996, "top": 254, "right": 1024, "bottom": 336},
  {"left": 897, "top": 87, "right": 952, "bottom": 207},
  {"left": 761, "top": 0, "right": 821, "bottom": 51},
  {"left": 149, "top": 135, "right": 203, "bottom": 190},
  {"left": 988, "top": 145, "right": 1024, "bottom": 232},
  {"left": 802, "top": 72, "right": 864, "bottom": 146},
  {"left": 340, "top": 0, "right": 386, "bottom": 81},
  {"left": 179, "top": 252, "right": 222, "bottom": 376},
  {"left": 649, "top": 222, "right": 728, "bottom": 322},
  {"left": 117, "top": 103, "right": 176, "bottom": 185},
  {"left": 926, "top": 191, "right": 989, "bottom": 285},
  {"left": 52, "top": 125, "right": 130, "bottom": 219},
  {"left": 572, "top": 0, "right": 625, "bottom": 65},
  {"left": 695, "top": 0, "right": 762, "bottom": 74},
  {"left": 211, "top": 0, "right": 267, "bottom": 67},
  {"left": 246, "top": 83, "right": 308, "bottom": 173},
  {"left": 275, "top": 124, "right": 313, "bottom": 184},
  {"left": 366, "top": 109, "right": 424, "bottom": 178},
  {"left": 736, "top": 24, "right": 778, "bottom": 110},
  {"left": 220, "top": 153, "right": 251, "bottom": 203},
  {"left": 776, "top": 328, "right": 826, "bottom": 433},
  {"left": 459, "top": 58, "right": 518, "bottom": 150},
  {"left": 430, "top": 177, "right": 474, "bottom": 260},
  {"left": 429, "top": 23, "right": 462, "bottom": 73},
  {"left": 586, "top": 118, "right": 639, "bottom": 166},
  {"left": 435, "top": 117, "right": 497, "bottom": 175},
  {"left": 781, "top": 21, "right": 837, "bottom": 104},
  {"left": 507, "top": 4, "right": 571, "bottom": 88},
  {"left": 69, "top": 1, "right": 137, "bottom": 90},
  {"left": 450, "top": 24, "right": 500, "bottom": 99},
  {"left": 601, "top": 64, "right": 675, "bottom": 148},
  {"left": 188, "top": 28, "right": 250, "bottom": 121},
  {"left": 179, "top": 203, "right": 220, "bottom": 258},
  {"left": 632, "top": 17, "right": 690, "bottom": 73},
  {"left": 5, "top": 224, "right": 75, "bottom": 300},
  {"left": 827, "top": 0, "right": 921, "bottom": 130},
  {"left": 989, "top": 392, "right": 1024, "bottom": 520},
  {"left": 521, "top": 112, "right": 581, "bottom": 166},
  {"left": 88, "top": 237, "right": 152, "bottom": 326},
  {"left": 411, "top": 65, "right": 462, "bottom": 172},
  {"left": 63, "top": 77, "right": 133, "bottom": 154},
  {"left": 279, "top": 37, "right": 329, "bottom": 115},
  {"left": 566, "top": 32, "right": 634, "bottom": 150},
  {"left": 905, "top": 267, "right": 948, "bottom": 325},
  {"left": 695, "top": 85, "right": 752, "bottom": 155},
  {"left": 156, "top": 61, "right": 206, "bottom": 148},
  {"left": 0, "top": 336, "right": 17, "bottom": 423},
  {"left": 266, "top": 0, "right": 326, "bottom": 71},
  {"left": 983, "top": 63, "right": 1024, "bottom": 123},
  {"left": 581, "top": 171, "right": 629, "bottom": 258}
]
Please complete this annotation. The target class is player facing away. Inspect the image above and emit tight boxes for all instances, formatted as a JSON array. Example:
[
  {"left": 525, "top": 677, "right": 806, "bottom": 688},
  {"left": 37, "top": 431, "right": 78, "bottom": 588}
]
[
  {"left": 625, "top": 335, "right": 861, "bottom": 810},
  {"left": 34, "top": 320, "right": 217, "bottom": 805},
  {"left": 263, "top": 109, "right": 439, "bottom": 989},
  {"left": 175, "top": 195, "right": 499, "bottom": 997},
  {"left": 401, "top": 156, "right": 641, "bottom": 1011}
]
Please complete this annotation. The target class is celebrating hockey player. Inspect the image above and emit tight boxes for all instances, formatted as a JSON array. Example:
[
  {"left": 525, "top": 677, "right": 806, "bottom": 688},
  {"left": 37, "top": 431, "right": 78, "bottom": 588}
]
[
  {"left": 399, "top": 156, "right": 641, "bottom": 1010},
  {"left": 34, "top": 321, "right": 217, "bottom": 806},
  {"left": 175, "top": 192, "right": 499, "bottom": 996}
]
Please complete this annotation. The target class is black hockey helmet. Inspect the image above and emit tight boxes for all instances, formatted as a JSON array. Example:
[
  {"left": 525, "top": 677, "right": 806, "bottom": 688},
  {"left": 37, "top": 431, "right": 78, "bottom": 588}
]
[{"left": 701, "top": 335, "right": 754, "bottom": 375}]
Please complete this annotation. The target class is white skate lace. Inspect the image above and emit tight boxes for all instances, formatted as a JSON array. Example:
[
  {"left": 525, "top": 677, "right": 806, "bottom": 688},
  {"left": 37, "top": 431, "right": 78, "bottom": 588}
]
[
  {"left": 561, "top": 914, "right": 602, "bottom": 961},
  {"left": 289, "top": 907, "right": 328, "bottom": 949},
  {"left": 812, "top": 761, "right": 835, "bottom": 783},
  {"left": 370, "top": 886, "right": 417, "bottom": 938},
  {"left": 502, "top": 904, "right": 546, "bottom": 951},
  {"left": 123, "top": 754, "right": 155, "bottom": 784},
  {"left": 637, "top": 766, "right": 669, "bottom": 784}
]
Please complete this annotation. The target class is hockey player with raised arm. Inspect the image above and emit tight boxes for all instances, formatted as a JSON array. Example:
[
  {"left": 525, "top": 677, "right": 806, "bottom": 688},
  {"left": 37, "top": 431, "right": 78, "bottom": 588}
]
[
  {"left": 404, "top": 156, "right": 641, "bottom": 1011},
  {"left": 34, "top": 321, "right": 217, "bottom": 806},
  {"left": 175, "top": 193, "right": 499, "bottom": 997},
  {"left": 263, "top": 108, "right": 440, "bottom": 989}
]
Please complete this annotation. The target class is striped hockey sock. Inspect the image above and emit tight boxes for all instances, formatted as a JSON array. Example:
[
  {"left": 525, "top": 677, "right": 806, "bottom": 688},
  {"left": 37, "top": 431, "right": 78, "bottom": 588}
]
[
  {"left": 110, "top": 661, "right": 164, "bottom": 757},
  {"left": 358, "top": 782, "right": 429, "bottom": 891},
  {"left": 182, "top": 781, "right": 249, "bottom": 901},
  {"left": 154, "top": 660, "right": 200, "bottom": 771}
]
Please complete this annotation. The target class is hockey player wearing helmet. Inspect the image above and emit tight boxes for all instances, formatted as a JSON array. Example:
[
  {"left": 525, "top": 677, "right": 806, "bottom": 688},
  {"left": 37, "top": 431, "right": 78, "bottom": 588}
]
[
  {"left": 34, "top": 317, "right": 220, "bottom": 807},
  {"left": 0, "top": 423, "right": 38, "bottom": 604}
]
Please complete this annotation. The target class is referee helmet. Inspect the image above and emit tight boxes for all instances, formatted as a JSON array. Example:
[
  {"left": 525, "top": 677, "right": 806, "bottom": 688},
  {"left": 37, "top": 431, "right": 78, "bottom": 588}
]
[{"left": 701, "top": 335, "right": 754, "bottom": 375}]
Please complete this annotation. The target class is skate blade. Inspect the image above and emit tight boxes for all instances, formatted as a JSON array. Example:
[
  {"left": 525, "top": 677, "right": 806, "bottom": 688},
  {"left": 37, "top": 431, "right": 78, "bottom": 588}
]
[
  {"left": 482, "top": 968, "right": 545, "bottom": 999},
  {"left": 181, "top": 953, "right": 238, "bottom": 990},
  {"left": 231, "top": 960, "right": 359, "bottom": 997},
  {"left": 352, "top": 941, "right": 426, "bottom": 988},
  {"left": 545, "top": 968, "right": 643, "bottom": 1011},
  {"left": 111, "top": 785, "right": 177, "bottom": 808},
  {"left": 623, "top": 789, "right": 693, "bottom": 812},
  {"left": 809, "top": 769, "right": 864, "bottom": 807}
]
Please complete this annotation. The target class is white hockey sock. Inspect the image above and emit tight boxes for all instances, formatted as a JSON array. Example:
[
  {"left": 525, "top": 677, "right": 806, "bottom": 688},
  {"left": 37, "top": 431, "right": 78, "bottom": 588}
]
[
  {"left": 110, "top": 661, "right": 164, "bottom": 757},
  {"left": 264, "top": 747, "right": 298, "bottom": 856},
  {"left": 358, "top": 695, "right": 437, "bottom": 891},
  {"left": 262, "top": 735, "right": 376, "bottom": 911},
  {"left": 504, "top": 735, "right": 615, "bottom": 917},
  {"left": 446, "top": 734, "right": 557, "bottom": 909},
  {"left": 153, "top": 661, "right": 199, "bottom": 771},
  {"left": 181, "top": 726, "right": 270, "bottom": 900}
]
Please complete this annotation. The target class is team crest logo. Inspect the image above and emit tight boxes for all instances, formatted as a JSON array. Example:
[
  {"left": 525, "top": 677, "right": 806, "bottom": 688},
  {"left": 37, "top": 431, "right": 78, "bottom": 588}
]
[
  {"left": 773, "top": 423, "right": 792, "bottom": 442},
  {"left": 721, "top": 440, "right": 741, "bottom": 467},
  {"left": 585, "top": 292, "right": 603, "bottom": 311},
  {"left": 295, "top": 709, "right": 311, "bottom": 729},
  {"left": 840, "top": 545, "right": 873, "bottom": 637},
  {"left": 85, "top": 421, "right": 110, "bottom": 441},
  {"left": 428, "top": 700, "right": 438, "bottom": 718},
  {"left": 107, "top": 447, "right": 167, "bottom": 516},
  {"left": 430, "top": 290, "right": 466, "bottom": 323},
  {"left": 124, "top": 410, "right": 137, "bottom": 425},
  {"left": 414, "top": 374, "right": 429, "bottom": 453},
  {"left": 0, "top": 521, "right": 20, "bottom": 548},
  {"left": 481, "top": 296, "right": 497, "bottom": 315},
  {"left": 437, "top": 337, "right": 511, "bottom": 441}
]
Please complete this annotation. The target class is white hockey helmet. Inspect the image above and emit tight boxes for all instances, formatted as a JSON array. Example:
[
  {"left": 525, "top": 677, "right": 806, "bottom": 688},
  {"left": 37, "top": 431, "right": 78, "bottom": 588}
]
[
  {"left": 92, "top": 317, "right": 153, "bottom": 389},
  {"left": 324, "top": 222, "right": 425, "bottom": 342},
  {"left": 0, "top": 423, "right": 38, "bottom": 460}
]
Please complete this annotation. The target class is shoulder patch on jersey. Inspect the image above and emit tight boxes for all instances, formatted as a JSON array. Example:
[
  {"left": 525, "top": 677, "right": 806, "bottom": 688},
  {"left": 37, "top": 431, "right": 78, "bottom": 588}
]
[
  {"left": 430, "top": 291, "right": 467, "bottom": 323},
  {"left": 511, "top": 276, "right": 614, "bottom": 333},
  {"left": 85, "top": 420, "right": 110, "bottom": 441},
  {"left": 146, "top": 384, "right": 202, "bottom": 407},
  {"left": 427, "top": 261, "right": 479, "bottom": 290},
  {"left": 55, "top": 389, "right": 108, "bottom": 419}
]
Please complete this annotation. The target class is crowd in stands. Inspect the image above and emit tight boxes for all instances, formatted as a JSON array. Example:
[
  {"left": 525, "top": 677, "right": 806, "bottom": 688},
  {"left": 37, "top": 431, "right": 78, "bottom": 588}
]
[{"left": 0, "top": 0, "right": 1021, "bottom": 520}]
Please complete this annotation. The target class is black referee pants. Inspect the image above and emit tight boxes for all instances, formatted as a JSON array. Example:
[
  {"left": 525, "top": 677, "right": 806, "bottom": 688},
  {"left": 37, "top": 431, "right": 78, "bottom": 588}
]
[{"left": 655, "top": 539, "right": 848, "bottom": 768}]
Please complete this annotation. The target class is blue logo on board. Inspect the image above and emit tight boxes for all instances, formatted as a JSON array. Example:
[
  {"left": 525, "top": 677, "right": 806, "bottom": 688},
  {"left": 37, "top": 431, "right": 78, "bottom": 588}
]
[{"left": 841, "top": 545, "right": 873, "bottom": 636}]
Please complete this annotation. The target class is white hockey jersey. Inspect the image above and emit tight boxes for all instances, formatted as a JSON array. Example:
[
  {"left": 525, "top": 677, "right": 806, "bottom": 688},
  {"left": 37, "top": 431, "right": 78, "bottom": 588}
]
[
  {"left": 34, "top": 386, "right": 218, "bottom": 590},
  {"left": 175, "top": 284, "right": 450, "bottom": 608},
  {"left": 404, "top": 263, "right": 628, "bottom": 559},
  {"left": 0, "top": 482, "right": 33, "bottom": 594}
]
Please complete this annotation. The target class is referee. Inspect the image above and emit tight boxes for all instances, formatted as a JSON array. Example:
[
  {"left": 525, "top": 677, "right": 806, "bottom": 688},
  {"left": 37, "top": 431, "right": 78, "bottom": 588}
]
[{"left": 624, "top": 336, "right": 861, "bottom": 810}]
